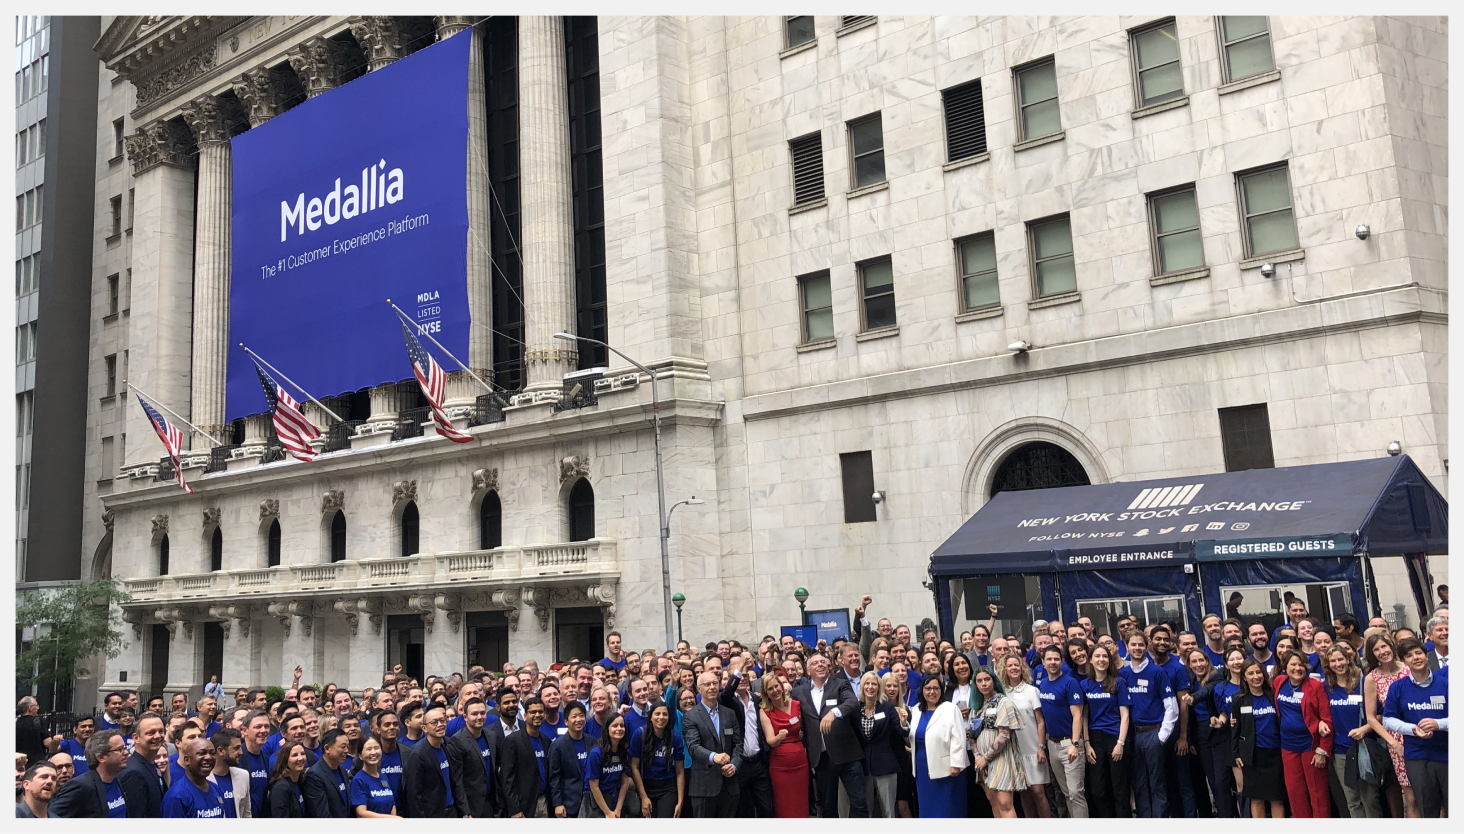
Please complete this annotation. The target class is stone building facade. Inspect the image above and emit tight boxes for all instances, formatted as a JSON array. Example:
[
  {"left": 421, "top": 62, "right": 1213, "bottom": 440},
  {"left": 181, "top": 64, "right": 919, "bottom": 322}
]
[{"left": 87, "top": 15, "right": 1447, "bottom": 700}]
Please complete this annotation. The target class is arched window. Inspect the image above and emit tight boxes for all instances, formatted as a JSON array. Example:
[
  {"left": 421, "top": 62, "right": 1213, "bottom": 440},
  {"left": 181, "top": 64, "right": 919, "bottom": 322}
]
[
  {"left": 479, "top": 492, "right": 502, "bottom": 550},
  {"left": 158, "top": 534, "right": 170, "bottom": 576},
  {"left": 568, "top": 478, "right": 595, "bottom": 542},
  {"left": 401, "top": 502, "right": 419, "bottom": 558},
  {"left": 329, "top": 511, "right": 347, "bottom": 563},
  {"left": 267, "top": 520, "right": 282, "bottom": 568},
  {"left": 209, "top": 527, "right": 223, "bottom": 572},
  {"left": 990, "top": 441, "right": 1091, "bottom": 495}
]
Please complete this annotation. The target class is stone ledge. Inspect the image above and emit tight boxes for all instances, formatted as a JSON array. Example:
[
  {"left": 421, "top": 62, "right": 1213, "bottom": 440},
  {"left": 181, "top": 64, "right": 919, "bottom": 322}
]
[
  {"left": 955, "top": 306, "right": 1004, "bottom": 323},
  {"left": 779, "top": 40, "right": 817, "bottom": 59},
  {"left": 1149, "top": 266, "right": 1211, "bottom": 287},
  {"left": 1014, "top": 131, "right": 1065, "bottom": 152},
  {"left": 105, "top": 232, "right": 122, "bottom": 245},
  {"left": 855, "top": 325, "right": 900, "bottom": 343},
  {"left": 795, "top": 338, "right": 837, "bottom": 354},
  {"left": 835, "top": 17, "right": 877, "bottom": 37},
  {"left": 788, "top": 198, "right": 827, "bottom": 216},
  {"left": 942, "top": 152, "right": 991, "bottom": 172},
  {"left": 1218, "top": 69, "right": 1281, "bottom": 96},
  {"left": 1028, "top": 291, "right": 1081, "bottom": 310},
  {"left": 1132, "top": 96, "right": 1189, "bottom": 119},
  {"left": 846, "top": 181, "right": 889, "bottom": 199},
  {"left": 108, "top": 154, "right": 124, "bottom": 166},
  {"left": 1239, "top": 248, "right": 1305, "bottom": 270}
]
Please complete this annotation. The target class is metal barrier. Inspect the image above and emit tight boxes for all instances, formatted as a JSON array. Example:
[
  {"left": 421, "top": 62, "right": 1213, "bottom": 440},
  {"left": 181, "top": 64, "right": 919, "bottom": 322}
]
[
  {"left": 325, "top": 420, "right": 364, "bottom": 453},
  {"left": 393, "top": 407, "right": 433, "bottom": 440},
  {"left": 470, "top": 394, "right": 504, "bottom": 426}
]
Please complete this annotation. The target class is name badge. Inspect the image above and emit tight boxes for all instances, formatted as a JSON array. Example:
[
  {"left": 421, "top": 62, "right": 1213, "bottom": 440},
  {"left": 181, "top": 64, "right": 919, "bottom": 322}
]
[
  {"left": 826, "top": 699, "right": 839, "bottom": 706},
  {"left": 1348, "top": 695, "right": 1363, "bottom": 704},
  {"left": 873, "top": 712, "right": 886, "bottom": 721},
  {"left": 723, "top": 727, "right": 734, "bottom": 735},
  {"left": 557, "top": 727, "right": 568, "bottom": 735},
  {"left": 1240, "top": 706, "right": 1254, "bottom": 714},
  {"left": 788, "top": 716, "right": 799, "bottom": 725},
  {"left": 1431, "top": 695, "right": 1446, "bottom": 705}
]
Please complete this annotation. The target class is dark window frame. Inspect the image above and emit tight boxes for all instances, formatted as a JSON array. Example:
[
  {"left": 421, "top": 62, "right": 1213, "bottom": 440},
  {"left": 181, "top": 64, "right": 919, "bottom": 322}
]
[
  {"left": 329, "top": 511, "right": 347, "bottom": 563},
  {"left": 1129, "top": 18, "right": 1185, "bottom": 108},
  {"left": 568, "top": 478, "right": 595, "bottom": 542},
  {"left": 1146, "top": 184, "right": 1205, "bottom": 276},
  {"left": 267, "top": 519, "right": 282, "bottom": 568},
  {"left": 566, "top": 16, "right": 608, "bottom": 370},
  {"left": 1013, "top": 57, "right": 1061, "bottom": 142},
  {"left": 857, "top": 256, "right": 897, "bottom": 331},
  {"left": 847, "top": 112, "right": 886, "bottom": 189},
  {"left": 400, "top": 502, "right": 419, "bottom": 558},
  {"left": 486, "top": 17, "right": 524, "bottom": 392},
  {"left": 1219, "top": 404, "right": 1275, "bottom": 472},
  {"left": 1216, "top": 16, "right": 1275, "bottom": 83},
  {"left": 158, "top": 534, "right": 170, "bottom": 576},
  {"left": 942, "top": 78, "right": 987, "bottom": 162},
  {"left": 840, "top": 451, "right": 878, "bottom": 523},
  {"left": 955, "top": 232, "right": 1001, "bottom": 312},
  {"left": 1026, "top": 213, "right": 1078, "bottom": 298},
  {"left": 798, "top": 270, "right": 834, "bottom": 344},
  {"left": 1235, "top": 163, "right": 1299, "bottom": 258},
  {"left": 479, "top": 491, "right": 503, "bottom": 550},
  {"left": 785, "top": 16, "right": 816, "bottom": 49},
  {"left": 209, "top": 527, "right": 223, "bottom": 572}
]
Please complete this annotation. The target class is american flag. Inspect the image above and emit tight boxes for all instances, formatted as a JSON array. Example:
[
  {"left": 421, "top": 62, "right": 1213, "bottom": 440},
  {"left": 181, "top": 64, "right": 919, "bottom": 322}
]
[
  {"left": 135, "top": 392, "right": 193, "bottom": 494},
  {"left": 400, "top": 321, "right": 473, "bottom": 443},
  {"left": 253, "top": 360, "right": 321, "bottom": 461}
]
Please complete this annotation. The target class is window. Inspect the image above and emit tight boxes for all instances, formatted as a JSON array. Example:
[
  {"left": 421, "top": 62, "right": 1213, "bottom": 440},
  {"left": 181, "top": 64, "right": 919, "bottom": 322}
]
[
  {"left": 16, "top": 255, "right": 37, "bottom": 296},
  {"left": 16, "top": 392, "right": 33, "bottom": 438},
  {"left": 942, "top": 79, "right": 987, "bottom": 162},
  {"left": 400, "top": 502, "right": 419, "bottom": 558},
  {"left": 267, "top": 519, "right": 282, "bottom": 567},
  {"left": 126, "top": 189, "right": 134, "bottom": 231},
  {"left": 799, "top": 271, "right": 833, "bottom": 343},
  {"left": 107, "top": 274, "right": 120, "bottom": 315},
  {"left": 1015, "top": 59, "right": 1061, "bottom": 141},
  {"left": 1219, "top": 404, "right": 1274, "bottom": 472},
  {"left": 158, "top": 534, "right": 170, "bottom": 576},
  {"left": 957, "top": 233, "right": 1000, "bottom": 310},
  {"left": 568, "top": 479, "right": 595, "bottom": 542},
  {"left": 1237, "top": 164, "right": 1299, "bottom": 257},
  {"left": 16, "top": 322, "right": 36, "bottom": 364},
  {"left": 109, "top": 196, "right": 122, "bottom": 237},
  {"left": 789, "top": 132, "right": 825, "bottom": 206},
  {"left": 209, "top": 528, "right": 223, "bottom": 572},
  {"left": 112, "top": 118, "right": 125, "bottom": 158},
  {"left": 104, "top": 354, "right": 117, "bottom": 396},
  {"left": 100, "top": 436, "right": 114, "bottom": 478},
  {"left": 839, "top": 451, "right": 877, "bottom": 523},
  {"left": 841, "top": 16, "right": 874, "bottom": 28},
  {"left": 1218, "top": 16, "right": 1274, "bottom": 82},
  {"left": 1131, "top": 19, "right": 1183, "bottom": 107},
  {"left": 786, "top": 16, "right": 815, "bottom": 49},
  {"left": 566, "top": 16, "right": 607, "bottom": 370},
  {"left": 858, "top": 257, "right": 896, "bottom": 330},
  {"left": 991, "top": 442, "right": 1091, "bottom": 495},
  {"left": 479, "top": 492, "right": 502, "bottom": 550},
  {"left": 329, "top": 511, "right": 347, "bottom": 562},
  {"left": 1027, "top": 215, "right": 1077, "bottom": 297},
  {"left": 1148, "top": 185, "right": 1204, "bottom": 274},
  {"left": 123, "top": 269, "right": 131, "bottom": 311},
  {"left": 1077, "top": 596, "right": 1187, "bottom": 634},
  {"left": 847, "top": 113, "right": 885, "bottom": 188}
]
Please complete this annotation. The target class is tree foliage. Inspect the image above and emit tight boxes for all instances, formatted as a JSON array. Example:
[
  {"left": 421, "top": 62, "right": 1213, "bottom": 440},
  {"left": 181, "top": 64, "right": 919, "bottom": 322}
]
[{"left": 15, "top": 580, "right": 131, "bottom": 687}]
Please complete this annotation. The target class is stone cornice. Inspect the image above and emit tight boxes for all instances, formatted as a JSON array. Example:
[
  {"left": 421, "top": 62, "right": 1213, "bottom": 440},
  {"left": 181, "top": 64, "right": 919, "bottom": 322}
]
[
  {"left": 742, "top": 285, "right": 1447, "bottom": 422},
  {"left": 124, "top": 119, "right": 194, "bottom": 176},
  {"left": 97, "top": 17, "right": 246, "bottom": 96},
  {"left": 100, "top": 396, "right": 725, "bottom": 509},
  {"left": 179, "top": 94, "right": 234, "bottom": 146}
]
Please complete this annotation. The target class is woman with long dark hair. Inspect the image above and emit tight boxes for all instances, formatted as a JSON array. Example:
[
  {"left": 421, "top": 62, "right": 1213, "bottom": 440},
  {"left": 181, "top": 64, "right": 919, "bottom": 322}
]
[
  {"left": 1184, "top": 647, "right": 1233, "bottom": 817},
  {"left": 1229, "top": 659, "right": 1285, "bottom": 818},
  {"left": 1213, "top": 646, "right": 1249, "bottom": 816},
  {"left": 584, "top": 713, "right": 630, "bottom": 817},
  {"left": 349, "top": 736, "right": 397, "bottom": 817},
  {"left": 629, "top": 702, "right": 684, "bottom": 818},
  {"left": 1081, "top": 643, "right": 1130, "bottom": 818},
  {"left": 909, "top": 674, "right": 967, "bottom": 817},
  {"left": 266, "top": 741, "right": 308, "bottom": 818}
]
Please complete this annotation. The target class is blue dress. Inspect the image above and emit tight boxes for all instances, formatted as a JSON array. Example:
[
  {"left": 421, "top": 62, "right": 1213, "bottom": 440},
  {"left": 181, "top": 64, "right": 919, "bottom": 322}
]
[{"left": 913, "top": 709, "right": 966, "bottom": 818}]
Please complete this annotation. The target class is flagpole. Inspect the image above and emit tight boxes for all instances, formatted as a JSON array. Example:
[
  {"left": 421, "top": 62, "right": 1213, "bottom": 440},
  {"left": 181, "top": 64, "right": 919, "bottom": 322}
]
[
  {"left": 122, "top": 380, "right": 226, "bottom": 447},
  {"left": 240, "top": 344, "right": 346, "bottom": 424},
  {"left": 386, "top": 300, "right": 505, "bottom": 403}
]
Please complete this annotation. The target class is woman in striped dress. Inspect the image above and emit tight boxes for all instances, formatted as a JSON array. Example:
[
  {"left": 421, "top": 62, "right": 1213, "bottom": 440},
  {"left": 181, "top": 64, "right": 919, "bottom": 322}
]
[{"left": 971, "top": 667, "right": 1025, "bottom": 817}]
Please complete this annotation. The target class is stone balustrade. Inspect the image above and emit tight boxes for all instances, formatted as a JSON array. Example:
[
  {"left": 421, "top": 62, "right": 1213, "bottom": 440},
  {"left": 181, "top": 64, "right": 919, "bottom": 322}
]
[{"left": 121, "top": 537, "right": 618, "bottom": 604}]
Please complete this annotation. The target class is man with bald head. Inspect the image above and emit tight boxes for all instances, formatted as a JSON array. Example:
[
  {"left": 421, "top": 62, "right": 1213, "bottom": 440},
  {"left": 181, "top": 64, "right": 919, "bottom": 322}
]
[
  {"left": 683, "top": 671, "right": 742, "bottom": 817},
  {"left": 162, "top": 738, "right": 227, "bottom": 818}
]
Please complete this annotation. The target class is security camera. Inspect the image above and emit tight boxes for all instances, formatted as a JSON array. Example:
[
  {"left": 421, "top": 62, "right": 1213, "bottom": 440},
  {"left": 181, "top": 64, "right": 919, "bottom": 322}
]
[
  {"left": 1008, "top": 340, "right": 1031, "bottom": 353},
  {"left": 1387, "top": 440, "right": 1402, "bottom": 457},
  {"left": 920, "top": 576, "right": 934, "bottom": 590},
  {"left": 871, "top": 491, "right": 886, "bottom": 504},
  {"left": 1259, "top": 263, "right": 1276, "bottom": 279},
  {"left": 1355, "top": 224, "right": 1370, "bottom": 241}
]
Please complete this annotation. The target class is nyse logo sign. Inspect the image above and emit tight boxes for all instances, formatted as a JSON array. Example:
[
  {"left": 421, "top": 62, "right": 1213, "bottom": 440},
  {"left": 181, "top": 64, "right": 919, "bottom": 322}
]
[{"left": 1128, "top": 484, "right": 1204, "bottom": 510}]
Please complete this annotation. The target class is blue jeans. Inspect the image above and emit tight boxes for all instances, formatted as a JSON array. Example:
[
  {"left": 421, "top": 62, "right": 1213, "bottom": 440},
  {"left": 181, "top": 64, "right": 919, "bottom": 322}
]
[
  {"left": 1131, "top": 728, "right": 1167, "bottom": 818},
  {"left": 1163, "top": 733, "right": 1197, "bottom": 817},
  {"left": 815, "top": 753, "right": 867, "bottom": 817}
]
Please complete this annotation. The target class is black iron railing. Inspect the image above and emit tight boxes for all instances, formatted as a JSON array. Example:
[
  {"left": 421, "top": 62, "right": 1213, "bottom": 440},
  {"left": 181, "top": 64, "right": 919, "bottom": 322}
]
[
  {"left": 470, "top": 394, "right": 505, "bottom": 426},
  {"left": 325, "top": 420, "right": 364, "bottom": 453},
  {"left": 206, "top": 444, "right": 237, "bottom": 472},
  {"left": 393, "top": 407, "right": 433, "bottom": 441},
  {"left": 261, "top": 435, "right": 287, "bottom": 463},
  {"left": 155, "top": 455, "right": 175, "bottom": 482}
]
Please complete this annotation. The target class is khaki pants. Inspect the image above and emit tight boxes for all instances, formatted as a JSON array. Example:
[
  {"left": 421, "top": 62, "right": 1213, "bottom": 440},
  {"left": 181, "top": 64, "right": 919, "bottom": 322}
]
[{"left": 1045, "top": 738, "right": 1089, "bottom": 818}]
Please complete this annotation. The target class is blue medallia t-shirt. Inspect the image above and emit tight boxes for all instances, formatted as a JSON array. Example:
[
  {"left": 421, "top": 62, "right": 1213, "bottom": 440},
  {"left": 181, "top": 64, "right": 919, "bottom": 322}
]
[
  {"left": 207, "top": 773, "right": 237, "bottom": 818},
  {"left": 1214, "top": 680, "right": 1243, "bottom": 719},
  {"left": 1275, "top": 681, "right": 1313, "bottom": 752},
  {"left": 1079, "top": 677, "right": 1130, "bottom": 737},
  {"left": 585, "top": 747, "right": 624, "bottom": 797},
  {"left": 446, "top": 715, "right": 466, "bottom": 737},
  {"left": 100, "top": 715, "right": 121, "bottom": 731},
  {"left": 475, "top": 733, "right": 492, "bottom": 780},
  {"left": 433, "top": 744, "right": 454, "bottom": 807},
  {"left": 61, "top": 738, "right": 89, "bottom": 774},
  {"left": 1250, "top": 695, "right": 1280, "bottom": 748},
  {"left": 1381, "top": 667, "right": 1449, "bottom": 762},
  {"left": 600, "top": 655, "right": 628, "bottom": 671},
  {"left": 1202, "top": 645, "right": 1225, "bottom": 669},
  {"left": 350, "top": 770, "right": 396, "bottom": 815},
  {"left": 1035, "top": 670, "right": 1086, "bottom": 738},
  {"left": 161, "top": 776, "right": 227, "bottom": 819},
  {"left": 530, "top": 734, "right": 549, "bottom": 791},
  {"left": 262, "top": 732, "right": 283, "bottom": 758},
  {"left": 1118, "top": 661, "right": 1174, "bottom": 725},
  {"left": 168, "top": 754, "right": 186, "bottom": 787},
  {"left": 378, "top": 747, "right": 403, "bottom": 798},
  {"left": 239, "top": 747, "right": 270, "bottom": 814},
  {"left": 1190, "top": 678, "right": 1215, "bottom": 723},
  {"left": 103, "top": 777, "right": 128, "bottom": 818},
  {"left": 1154, "top": 653, "right": 1191, "bottom": 695},
  {"left": 1326, "top": 682, "right": 1365, "bottom": 753},
  {"left": 628, "top": 729, "right": 685, "bottom": 781}
]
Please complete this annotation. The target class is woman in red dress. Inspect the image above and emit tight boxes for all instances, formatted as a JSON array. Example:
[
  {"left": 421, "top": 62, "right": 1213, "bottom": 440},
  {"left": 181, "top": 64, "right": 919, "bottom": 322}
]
[{"left": 758, "top": 669, "right": 809, "bottom": 818}]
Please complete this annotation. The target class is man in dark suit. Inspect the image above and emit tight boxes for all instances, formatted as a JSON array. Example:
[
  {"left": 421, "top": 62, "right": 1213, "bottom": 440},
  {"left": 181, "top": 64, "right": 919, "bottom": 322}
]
[
  {"left": 791, "top": 651, "right": 868, "bottom": 817},
  {"left": 721, "top": 654, "right": 772, "bottom": 817},
  {"left": 1424, "top": 615, "right": 1448, "bottom": 670},
  {"left": 302, "top": 728, "right": 351, "bottom": 818},
  {"left": 399, "top": 704, "right": 457, "bottom": 817},
  {"left": 445, "top": 698, "right": 497, "bottom": 818},
  {"left": 684, "top": 670, "right": 743, "bottom": 817},
  {"left": 501, "top": 696, "right": 552, "bottom": 817},
  {"left": 50, "top": 731, "right": 144, "bottom": 818},
  {"left": 483, "top": 688, "right": 520, "bottom": 771},
  {"left": 116, "top": 713, "right": 167, "bottom": 817},
  {"left": 548, "top": 702, "right": 589, "bottom": 817}
]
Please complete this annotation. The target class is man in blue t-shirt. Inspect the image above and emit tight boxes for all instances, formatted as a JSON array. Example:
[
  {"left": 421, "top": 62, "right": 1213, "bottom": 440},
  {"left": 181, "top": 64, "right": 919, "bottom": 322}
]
[
  {"left": 369, "top": 709, "right": 405, "bottom": 800},
  {"left": 1149, "top": 624, "right": 1195, "bottom": 818},
  {"left": 60, "top": 716, "right": 95, "bottom": 776},
  {"left": 238, "top": 711, "right": 272, "bottom": 816},
  {"left": 599, "top": 631, "right": 628, "bottom": 672},
  {"left": 1035, "top": 645, "right": 1089, "bottom": 817},
  {"left": 1118, "top": 631, "right": 1177, "bottom": 819},
  {"left": 162, "top": 738, "right": 227, "bottom": 818},
  {"left": 1381, "top": 639, "right": 1449, "bottom": 819}
]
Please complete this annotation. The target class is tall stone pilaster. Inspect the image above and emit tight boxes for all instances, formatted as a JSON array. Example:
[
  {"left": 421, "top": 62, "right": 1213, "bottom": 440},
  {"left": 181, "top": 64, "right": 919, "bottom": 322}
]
[
  {"left": 123, "top": 120, "right": 196, "bottom": 464},
  {"left": 181, "top": 96, "right": 235, "bottom": 449},
  {"left": 159, "top": 612, "right": 203, "bottom": 701},
  {"left": 519, "top": 16, "right": 578, "bottom": 391}
]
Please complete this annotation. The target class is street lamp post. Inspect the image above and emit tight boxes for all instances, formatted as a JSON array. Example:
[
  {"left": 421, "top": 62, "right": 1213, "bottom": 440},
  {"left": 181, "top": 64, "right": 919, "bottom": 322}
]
[
  {"left": 795, "top": 587, "right": 809, "bottom": 620},
  {"left": 553, "top": 332, "right": 698, "bottom": 651},
  {"left": 672, "top": 593, "right": 685, "bottom": 642}
]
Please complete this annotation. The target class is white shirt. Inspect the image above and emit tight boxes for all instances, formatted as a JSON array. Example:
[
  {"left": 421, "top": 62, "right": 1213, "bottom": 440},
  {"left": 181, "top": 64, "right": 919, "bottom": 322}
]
[{"left": 739, "top": 692, "right": 759, "bottom": 757}]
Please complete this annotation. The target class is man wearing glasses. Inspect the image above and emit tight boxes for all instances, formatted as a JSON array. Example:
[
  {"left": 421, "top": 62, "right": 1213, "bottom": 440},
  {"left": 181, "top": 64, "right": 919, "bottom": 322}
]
[{"left": 399, "top": 704, "right": 456, "bottom": 817}]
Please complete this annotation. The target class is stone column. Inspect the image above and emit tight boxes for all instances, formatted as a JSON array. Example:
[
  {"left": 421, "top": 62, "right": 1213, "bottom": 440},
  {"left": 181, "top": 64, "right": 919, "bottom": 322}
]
[
  {"left": 518, "top": 16, "right": 578, "bottom": 392},
  {"left": 180, "top": 97, "right": 235, "bottom": 450},
  {"left": 338, "top": 598, "right": 385, "bottom": 692},
  {"left": 437, "top": 17, "right": 494, "bottom": 410},
  {"left": 286, "top": 37, "right": 351, "bottom": 98},
  {"left": 349, "top": 17, "right": 405, "bottom": 72},
  {"left": 122, "top": 120, "right": 196, "bottom": 465},
  {"left": 365, "top": 382, "right": 401, "bottom": 429},
  {"left": 212, "top": 606, "right": 258, "bottom": 690},
  {"left": 160, "top": 610, "right": 204, "bottom": 701},
  {"left": 270, "top": 601, "right": 322, "bottom": 686},
  {"left": 419, "top": 593, "right": 463, "bottom": 677},
  {"left": 232, "top": 66, "right": 291, "bottom": 128}
]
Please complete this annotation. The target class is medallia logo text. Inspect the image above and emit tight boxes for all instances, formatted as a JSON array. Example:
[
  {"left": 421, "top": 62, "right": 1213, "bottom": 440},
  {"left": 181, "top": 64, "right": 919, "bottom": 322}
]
[{"left": 280, "top": 159, "right": 404, "bottom": 242}]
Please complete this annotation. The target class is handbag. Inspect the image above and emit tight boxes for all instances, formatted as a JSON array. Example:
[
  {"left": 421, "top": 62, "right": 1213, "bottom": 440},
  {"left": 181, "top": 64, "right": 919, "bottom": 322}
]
[{"left": 1357, "top": 735, "right": 1389, "bottom": 786}]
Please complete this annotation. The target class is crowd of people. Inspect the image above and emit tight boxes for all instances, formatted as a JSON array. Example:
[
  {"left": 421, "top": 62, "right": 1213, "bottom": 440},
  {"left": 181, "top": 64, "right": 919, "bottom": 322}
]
[{"left": 15, "top": 591, "right": 1450, "bottom": 820}]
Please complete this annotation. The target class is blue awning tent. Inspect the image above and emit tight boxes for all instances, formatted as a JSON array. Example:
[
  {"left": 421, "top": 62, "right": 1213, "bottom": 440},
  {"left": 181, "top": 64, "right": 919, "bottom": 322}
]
[{"left": 930, "top": 455, "right": 1446, "bottom": 636}]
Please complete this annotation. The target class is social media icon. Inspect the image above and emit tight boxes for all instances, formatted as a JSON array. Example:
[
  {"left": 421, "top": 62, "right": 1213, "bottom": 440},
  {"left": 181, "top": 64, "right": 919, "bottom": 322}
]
[
  {"left": 1231, "top": 522, "right": 1250, "bottom": 531},
  {"left": 1181, "top": 524, "right": 1199, "bottom": 533},
  {"left": 1159, "top": 527, "right": 1176, "bottom": 534},
  {"left": 1206, "top": 522, "right": 1225, "bottom": 531},
  {"left": 1134, "top": 528, "right": 1149, "bottom": 536}
]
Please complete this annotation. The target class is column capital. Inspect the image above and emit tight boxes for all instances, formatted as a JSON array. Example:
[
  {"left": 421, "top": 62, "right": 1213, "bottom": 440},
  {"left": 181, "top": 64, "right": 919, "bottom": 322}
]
[
  {"left": 232, "top": 66, "right": 292, "bottom": 128},
  {"left": 349, "top": 16, "right": 405, "bottom": 71},
  {"left": 286, "top": 36, "right": 352, "bottom": 98},
  {"left": 125, "top": 119, "right": 193, "bottom": 176},
  {"left": 179, "top": 95, "right": 235, "bottom": 147},
  {"left": 434, "top": 16, "right": 476, "bottom": 39}
]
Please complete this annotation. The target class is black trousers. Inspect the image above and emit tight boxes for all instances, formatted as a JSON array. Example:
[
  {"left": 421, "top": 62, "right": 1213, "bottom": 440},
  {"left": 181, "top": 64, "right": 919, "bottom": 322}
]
[
  {"left": 1085, "top": 729, "right": 1132, "bottom": 818},
  {"left": 644, "top": 777, "right": 678, "bottom": 818},
  {"left": 691, "top": 782, "right": 737, "bottom": 818},
  {"left": 814, "top": 752, "right": 868, "bottom": 818},
  {"left": 736, "top": 755, "right": 774, "bottom": 817}
]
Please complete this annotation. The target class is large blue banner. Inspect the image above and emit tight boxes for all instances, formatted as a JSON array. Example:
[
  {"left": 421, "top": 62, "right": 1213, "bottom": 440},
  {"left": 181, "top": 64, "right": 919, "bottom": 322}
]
[{"left": 226, "top": 32, "right": 471, "bottom": 420}]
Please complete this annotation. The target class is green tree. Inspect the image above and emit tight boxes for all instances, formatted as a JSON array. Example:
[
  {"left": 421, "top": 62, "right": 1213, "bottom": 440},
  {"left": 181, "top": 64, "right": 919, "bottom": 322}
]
[{"left": 15, "top": 580, "right": 131, "bottom": 688}]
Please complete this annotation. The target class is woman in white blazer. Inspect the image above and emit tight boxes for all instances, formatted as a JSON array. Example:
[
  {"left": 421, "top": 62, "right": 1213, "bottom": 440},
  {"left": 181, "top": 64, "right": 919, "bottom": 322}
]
[{"left": 908, "top": 675, "right": 969, "bottom": 817}]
